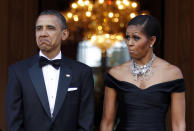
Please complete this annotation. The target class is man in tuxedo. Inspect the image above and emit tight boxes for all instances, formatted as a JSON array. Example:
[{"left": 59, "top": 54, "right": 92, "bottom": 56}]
[{"left": 6, "top": 10, "right": 94, "bottom": 131}]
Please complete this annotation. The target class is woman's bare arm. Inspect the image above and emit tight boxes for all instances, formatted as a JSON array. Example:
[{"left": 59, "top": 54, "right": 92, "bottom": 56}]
[{"left": 100, "top": 86, "right": 117, "bottom": 131}]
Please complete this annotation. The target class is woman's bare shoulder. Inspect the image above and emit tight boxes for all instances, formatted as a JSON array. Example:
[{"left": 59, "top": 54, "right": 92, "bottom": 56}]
[
  {"left": 167, "top": 64, "right": 183, "bottom": 79},
  {"left": 155, "top": 58, "right": 183, "bottom": 80},
  {"left": 108, "top": 61, "right": 130, "bottom": 78}
]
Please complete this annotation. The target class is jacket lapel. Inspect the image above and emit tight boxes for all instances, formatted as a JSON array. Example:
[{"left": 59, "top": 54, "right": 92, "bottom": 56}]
[
  {"left": 28, "top": 56, "right": 51, "bottom": 117},
  {"left": 52, "top": 56, "right": 72, "bottom": 120}
]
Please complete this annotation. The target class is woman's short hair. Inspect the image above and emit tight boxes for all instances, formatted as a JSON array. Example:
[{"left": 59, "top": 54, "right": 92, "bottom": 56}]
[{"left": 128, "top": 15, "right": 161, "bottom": 44}]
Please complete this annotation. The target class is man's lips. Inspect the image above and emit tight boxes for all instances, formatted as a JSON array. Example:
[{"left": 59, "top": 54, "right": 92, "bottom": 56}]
[{"left": 39, "top": 39, "right": 50, "bottom": 43}]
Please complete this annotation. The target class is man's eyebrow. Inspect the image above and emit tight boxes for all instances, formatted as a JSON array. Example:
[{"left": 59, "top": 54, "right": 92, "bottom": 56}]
[
  {"left": 35, "top": 25, "right": 42, "bottom": 28},
  {"left": 47, "top": 25, "right": 56, "bottom": 27}
]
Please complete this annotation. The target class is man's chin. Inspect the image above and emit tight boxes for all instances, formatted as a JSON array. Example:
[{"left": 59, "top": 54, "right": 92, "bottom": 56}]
[
  {"left": 39, "top": 47, "right": 51, "bottom": 52},
  {"left": 38, "top": 44, "right": 51, "bottom": 50}
]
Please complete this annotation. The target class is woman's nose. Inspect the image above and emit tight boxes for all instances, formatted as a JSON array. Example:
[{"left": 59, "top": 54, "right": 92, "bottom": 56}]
[{"left": 127, "top": 39, "right": 134, "bottom": 46}]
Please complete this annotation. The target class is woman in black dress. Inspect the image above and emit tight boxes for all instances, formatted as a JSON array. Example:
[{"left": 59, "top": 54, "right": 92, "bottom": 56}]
[{"left": 100, "top": 15, "right": 186, "bottom": 131}]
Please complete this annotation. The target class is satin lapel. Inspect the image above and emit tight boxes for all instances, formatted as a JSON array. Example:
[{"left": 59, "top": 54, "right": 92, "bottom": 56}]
[
  {"left": 52, "top": 57, "right": 72, "bottom": 120},
  {"left": 28, "top": 60, "right": 51, "bottom": 117}
]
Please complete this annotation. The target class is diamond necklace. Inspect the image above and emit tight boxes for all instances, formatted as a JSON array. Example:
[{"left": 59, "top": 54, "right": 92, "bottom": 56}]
[{"left": 130, "top": 54, "right": 156, "bottom": 81}]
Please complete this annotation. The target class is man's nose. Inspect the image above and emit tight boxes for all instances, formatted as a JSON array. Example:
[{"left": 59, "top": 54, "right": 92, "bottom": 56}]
[{"left": 40, "top": 29, "right": 48, "bottom": 36}]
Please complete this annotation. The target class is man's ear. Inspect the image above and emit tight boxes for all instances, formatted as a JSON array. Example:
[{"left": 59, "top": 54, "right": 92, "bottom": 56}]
[
  {"left": 149, "top": 36, "right": 156, "bottom": 48},
  {"left": 62, "top": 29, "right": 69, "bottom": 41}
]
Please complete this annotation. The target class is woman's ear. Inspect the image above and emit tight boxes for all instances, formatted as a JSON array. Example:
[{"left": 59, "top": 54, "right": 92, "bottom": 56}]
[
  {"left": 62, "top": 29, "right": 69, "bottom": 41},
  {"left": 149, "top": 36, "right": 156, "bottom": 48}
]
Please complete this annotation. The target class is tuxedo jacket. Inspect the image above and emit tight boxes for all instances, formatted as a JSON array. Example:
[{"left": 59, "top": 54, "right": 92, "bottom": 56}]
[{"left": 6, "top": 54, "right": 94, "bottom": 131}]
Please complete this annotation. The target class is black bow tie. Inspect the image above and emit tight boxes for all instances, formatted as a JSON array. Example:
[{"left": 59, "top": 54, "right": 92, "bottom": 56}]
[{"left": 39, "top": 56, "right": 61, "bottom": 69}]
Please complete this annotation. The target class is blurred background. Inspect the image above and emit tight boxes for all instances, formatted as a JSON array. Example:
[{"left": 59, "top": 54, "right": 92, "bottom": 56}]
[{"left": 0, "top": 0, "right": 194, "bottom": 130}]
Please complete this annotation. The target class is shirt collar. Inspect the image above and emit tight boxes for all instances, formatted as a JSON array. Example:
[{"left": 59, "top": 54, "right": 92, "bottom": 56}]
[{"left": 39, "top": 51, "right": 62, "bottom": 60}]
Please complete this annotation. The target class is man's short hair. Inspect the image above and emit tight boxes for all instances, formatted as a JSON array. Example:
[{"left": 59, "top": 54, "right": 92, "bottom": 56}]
[{"left": 38, "top": 10, "right": 67, "bottom": 29}]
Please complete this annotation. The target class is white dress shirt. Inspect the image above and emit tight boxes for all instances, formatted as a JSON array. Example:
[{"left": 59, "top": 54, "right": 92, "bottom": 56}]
[{"left": 39, "top": 51, "right": 61, "bottom": 117}]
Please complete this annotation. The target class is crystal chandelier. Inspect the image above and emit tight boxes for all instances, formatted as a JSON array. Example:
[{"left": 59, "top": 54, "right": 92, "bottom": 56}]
[{"left": 62, "top": 0, "right": 148, "bottom": 52}]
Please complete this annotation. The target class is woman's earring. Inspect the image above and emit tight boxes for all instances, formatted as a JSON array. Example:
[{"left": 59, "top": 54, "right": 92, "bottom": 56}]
[{"left": 150, "top": 45, "right": 153, "bottom": 48}]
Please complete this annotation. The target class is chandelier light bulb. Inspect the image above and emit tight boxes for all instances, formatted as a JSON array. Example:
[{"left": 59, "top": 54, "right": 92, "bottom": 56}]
[
  {"left": 98, "top": 37, "right": 105, "bottom": 43},
  {"left": 116, "top": 0, "right": 121, "bottom": 5},
  {"left": 84, "top": 0, "right": 90, "bottom": 5},
  {"left": 78, "top": 0, "right": 85, "bottom": 6},
  {"left": 105, "top": 34, "right": 110, "bottom": 38},
  {"left": 116, "top": 35, "right": 123, "bottom": 40},
  {"left": 88, "top": 4, "right": 93, "bottom": 11},
  {"left": 108, "top": 12, "right": 114, "bottom": 18},
  {"left": 73, "top": 15, "right": 79, "bottom": 21},
  {"left": 120, "top": 23, "right": 124, "bottom": 27},
  {"left": 99, "top": 0, "right": 104, "bottom": 4},
  {"left": 113, "top": 18, "right": 119, "bottom": 22},
  {"left": 67, "top": 12, "right": 73, "bottom": 18},
  {"left": 123, "top": 0, "right": 130, "bottom": 6},
  {"left": 118, "top": 5, "right": 124, "bottom": 10},
  {"left": 72, "top": 3, "right": 78, "bottom": 9},
  {"left": 132, "top": 2, "right": 137, "bottom": 8},
  {"left": 86, "top": 11, "right": 92, "bottom": 17},
  {"left": 130, "top": 13, "right": 136, "bottom": 18},
  {"left": 110, "top": 35, "right": 115, "bottom": 39},
  {"left": 98, "top": 26, "right": 103, "bottom": 30}
]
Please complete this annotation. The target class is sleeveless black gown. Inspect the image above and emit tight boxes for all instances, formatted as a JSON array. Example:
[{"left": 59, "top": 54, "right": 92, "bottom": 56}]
[{"left": 105, "top": 73, "right": 186, "bottom": 131}]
